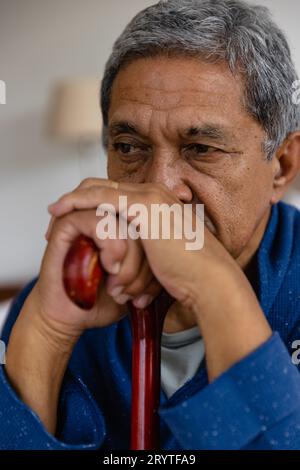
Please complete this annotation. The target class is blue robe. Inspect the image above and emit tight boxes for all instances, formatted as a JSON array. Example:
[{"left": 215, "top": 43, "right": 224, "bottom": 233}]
[{"left": 1, "top": 201, "right": 300, "bottom": 450}]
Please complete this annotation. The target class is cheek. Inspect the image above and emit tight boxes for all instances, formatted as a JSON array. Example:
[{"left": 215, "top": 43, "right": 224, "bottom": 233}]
[
  {"left": 223, "top": 160, "right": 273, "bottom": 213},
  {"left": 107, "top": 155, "right": 130, "bottom": 181},
  {"left": 209, "top": 157, "right": 273, "bottom": 214},
  {"left": 107, "top": 161, "right": 119, "bottom": 180},
  {"left": 193, "top": 159, "right": 274, "bottom": 255},
  {"left": 107, "top": 154, "right": 149, "bottom": 183}
]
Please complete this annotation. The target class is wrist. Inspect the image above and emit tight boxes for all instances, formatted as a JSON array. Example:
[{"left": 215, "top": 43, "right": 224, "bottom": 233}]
[
  {"left": 187, "top": 263, "right": 272, "bottom": 381},
  {"left": 6, "top": 290, "right": 78, "bottom": 382},
  {"left": 187, "top": 260, "right": 258, "bottom": 317},
  {"left": 5, "top": 292, "right": 79, "bottom": 434},
  {"left": 24, "top": 285, "right": 82, "bottom": 352}
]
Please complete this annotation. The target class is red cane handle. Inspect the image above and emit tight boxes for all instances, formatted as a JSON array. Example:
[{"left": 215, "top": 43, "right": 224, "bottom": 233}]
[
  {"left": 63, "top": 235, "right": 104, "bottom": 310},
  {"left": 63, "top": 235, "right": 173, "bottom": 450}
]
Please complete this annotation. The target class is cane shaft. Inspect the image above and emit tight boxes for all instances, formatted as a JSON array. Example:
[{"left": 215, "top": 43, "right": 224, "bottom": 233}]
[
  {"left": 63, "top": 235, "right": 172, "bottom": 450},
  {"left": 130, "top": 304, "right": 165, "bottom": 450}
]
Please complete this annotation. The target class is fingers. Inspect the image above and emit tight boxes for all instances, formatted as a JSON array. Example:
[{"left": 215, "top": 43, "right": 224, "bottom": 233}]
[
  {"left": 47, "top": 179, "right": 133, "bottom": 217},
  {"left": 47, "top": 186, "right": 115, "bottom": 217},
  {"left": 48, "top": 209, "right": 130, "bottom": 275},
  {"left": 121, "top": 257, "right": 153, "bottom": 298},
  {"left": 46, "top": 179, "right": 121, "bottom": 238},
  {"left": 131, "top": 278, "right": 162, "bottom": 309},
  {"left": 77, "top": 178, "right": 115, "bottom": 190},
  {"left": 105, "top": 238, "right": 146, "bottom": 304},
  {"left": 105, "top": 238, "right": 162, "bottom": 308},
  {"left": 47, "top": 180, "right": 172, "bottom": 220},
  {"left": 46, "top": 178, "right": 173, "bottom": 309},
  {"left": 46, "top": 209, "right": 104, "bottom": 267},
  {"left": 45, "top": 215, "right": 55, "bottom": 241},
  {"left": 47, "top": 209, "right": 160, "bottom": 309},
  {"left": 99, "top": 216, "right": 161, "bottom": 308},
  {"left": 47, "top": 178, "right": 175, "bottom": 228},
  {"left": 98, "top": 236, "right": 128, "bottom": 275}
]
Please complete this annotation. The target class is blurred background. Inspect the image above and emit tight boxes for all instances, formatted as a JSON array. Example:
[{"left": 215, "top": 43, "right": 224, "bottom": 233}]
[{"left": 0, "top": 0, "right": 300, "bottom": 324}]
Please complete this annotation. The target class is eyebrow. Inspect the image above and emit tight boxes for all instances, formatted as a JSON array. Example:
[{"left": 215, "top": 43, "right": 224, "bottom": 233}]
[
  {"left": 109, "top": 120, "right": 232, "bottom": 144},
  {"left": 181, "top": 125, "right": 230, "bottom": 143},
  {"left": 109, "top": 121, "right": 140, "bottom": 138}
]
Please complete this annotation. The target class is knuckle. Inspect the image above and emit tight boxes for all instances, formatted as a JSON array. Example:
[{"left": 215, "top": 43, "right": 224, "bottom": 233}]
[
  {"left": 60, "top": 212, "right": 77, "bottom": 228},
  {"left": 88, "top": 185, "right": 106, "bottom": 201},
  {"left": 78, "top": 177, "right": 99, "bottom": 189},
  {"left": 57, "top": 190, "right": 72, "bottom": 204},
  {"left": 50, "top": 213, "right": 73, "bottom": 238}
]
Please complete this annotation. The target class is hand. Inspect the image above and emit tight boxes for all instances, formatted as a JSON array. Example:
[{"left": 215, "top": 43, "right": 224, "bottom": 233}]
[
  {"left": 36, "top": 206, "right": 162, "bottom": 341},
  {"left": 47, "top": 178, "right": 235, "bottom": 310},
  {"left": 48, "top": 178, "right": 272, "bottom": 381},
  {"left": 5, "top": 179, "right": 162, "bottom": 434}
]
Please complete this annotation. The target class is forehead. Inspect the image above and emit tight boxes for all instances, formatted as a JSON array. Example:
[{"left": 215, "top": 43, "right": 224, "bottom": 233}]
[{"left": 109, "top": 56, "right": 247, "bottom": 132}]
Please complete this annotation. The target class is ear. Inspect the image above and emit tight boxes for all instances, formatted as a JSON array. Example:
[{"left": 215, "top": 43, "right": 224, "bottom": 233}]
[{"left": 271, "top": 131, "right": 300, "bottom": 204}]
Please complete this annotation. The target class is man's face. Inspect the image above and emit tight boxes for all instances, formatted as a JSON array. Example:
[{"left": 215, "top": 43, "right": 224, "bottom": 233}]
[{"left": 107, "top": 56, "right": 277, "bottom": 264}]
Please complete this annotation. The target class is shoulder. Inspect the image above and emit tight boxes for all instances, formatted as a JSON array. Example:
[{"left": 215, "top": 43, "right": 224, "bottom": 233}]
[
  {"left": 277, "top": 201, "right": 300, "bottom": 233},
  {"left": 271, "top": 202, "right": 300, "bottom": 343},
  {"left": 1, "top": 277, "right": 38, "bottom": 342},
  {"left": 276, "top": 201, "right": 300, "bottom": 260}
]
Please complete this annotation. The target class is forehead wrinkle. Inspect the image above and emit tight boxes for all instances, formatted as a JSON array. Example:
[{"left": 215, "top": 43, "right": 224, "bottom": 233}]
[
  {"left": 116, "top": 80, "right": 230, "bottom": 110},
  {"left": 109, "top": 99, "right": 240, "bottom": 145},
  {"left": 119, "top": 85, "right": 208, "bottom": 94},
  {"left": 115, "top": 82, "right": 242, "bottom": 118}
]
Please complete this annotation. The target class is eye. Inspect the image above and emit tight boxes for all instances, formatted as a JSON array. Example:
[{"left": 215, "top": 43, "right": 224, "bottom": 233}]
[
  {"left": 113, "top": 142, "right": 137, "bottom": 155},
  {"left": 184, "top": 143, "right": 217, "bottom": 156}
]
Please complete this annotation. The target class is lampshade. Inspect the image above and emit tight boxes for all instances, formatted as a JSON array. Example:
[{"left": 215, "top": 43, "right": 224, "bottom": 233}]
[{"left": 49, "top": 78, "right": 102, "bottom": 142}]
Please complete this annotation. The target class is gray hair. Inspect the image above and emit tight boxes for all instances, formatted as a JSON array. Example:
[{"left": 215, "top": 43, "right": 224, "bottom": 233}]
[{"left": 100, "top": 0, "right": 300, "bottom": 159}]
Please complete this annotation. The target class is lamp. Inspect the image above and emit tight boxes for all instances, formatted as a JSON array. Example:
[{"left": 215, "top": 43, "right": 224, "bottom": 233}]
[
  {"left": 48, "top": 78, "right": 104, "bottom": 178},
  {"left": 49, "top": 78, "right": 102, "bottom": 142}
]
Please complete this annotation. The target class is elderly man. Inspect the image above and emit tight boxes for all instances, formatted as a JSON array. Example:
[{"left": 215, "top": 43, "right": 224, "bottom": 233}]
[{"left": 1, "top": 0, "right": 300, "bottom": 450}]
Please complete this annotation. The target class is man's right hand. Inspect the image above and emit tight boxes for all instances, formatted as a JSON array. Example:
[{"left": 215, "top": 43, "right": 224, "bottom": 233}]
[{"left": 5, "top": 204, "right": 161, "bottom": 435}]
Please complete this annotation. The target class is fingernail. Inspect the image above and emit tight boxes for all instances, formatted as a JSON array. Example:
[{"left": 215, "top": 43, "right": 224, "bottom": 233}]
[
  {"left": 132, "top": 295, "right": 153, "bottom": 309},
  {"left": 109, "top": 262, "right": 120, "bottom": 275},
  {"left": 110, "top": 285, "right": 124, "bottom": 297},
  {"left": 114, "top": 294, "right": 132, "bottom": 305}
]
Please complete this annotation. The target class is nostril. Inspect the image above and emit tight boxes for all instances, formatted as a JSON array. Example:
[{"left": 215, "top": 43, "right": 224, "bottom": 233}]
[{"left": 173, "top": 184, "right": 194, "bottom": 204}]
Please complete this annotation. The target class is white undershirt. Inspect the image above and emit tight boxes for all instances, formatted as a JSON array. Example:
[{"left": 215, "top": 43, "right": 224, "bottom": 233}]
[{"left": 161, "top": 325, "right": 205, "bottom": 398}]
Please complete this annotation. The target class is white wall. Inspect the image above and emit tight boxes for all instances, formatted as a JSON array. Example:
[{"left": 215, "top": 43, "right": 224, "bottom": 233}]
[
  {"left": 0, "top": 0, "right": 154, "bottom": 284},
  {"left": 0, "top": 0, "right": 299, "bottom": 285}
]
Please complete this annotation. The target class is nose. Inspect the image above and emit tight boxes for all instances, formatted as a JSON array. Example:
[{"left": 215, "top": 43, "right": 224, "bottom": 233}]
[{"left": 145, "top": 150, "right": 193, "bottom": 203}]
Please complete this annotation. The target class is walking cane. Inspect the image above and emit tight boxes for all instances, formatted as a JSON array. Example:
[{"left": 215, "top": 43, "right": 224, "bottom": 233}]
[{"left": 63, "top": 235, "right": 172, "bottom": 450}]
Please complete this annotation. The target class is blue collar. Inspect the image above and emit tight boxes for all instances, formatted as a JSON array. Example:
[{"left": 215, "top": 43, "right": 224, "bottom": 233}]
[
  {"left": 160, "top": 201, "right": 298, "bottom": 406},
  {"left": 257, "top": 202, "right": 295, "bottom": 318}
]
